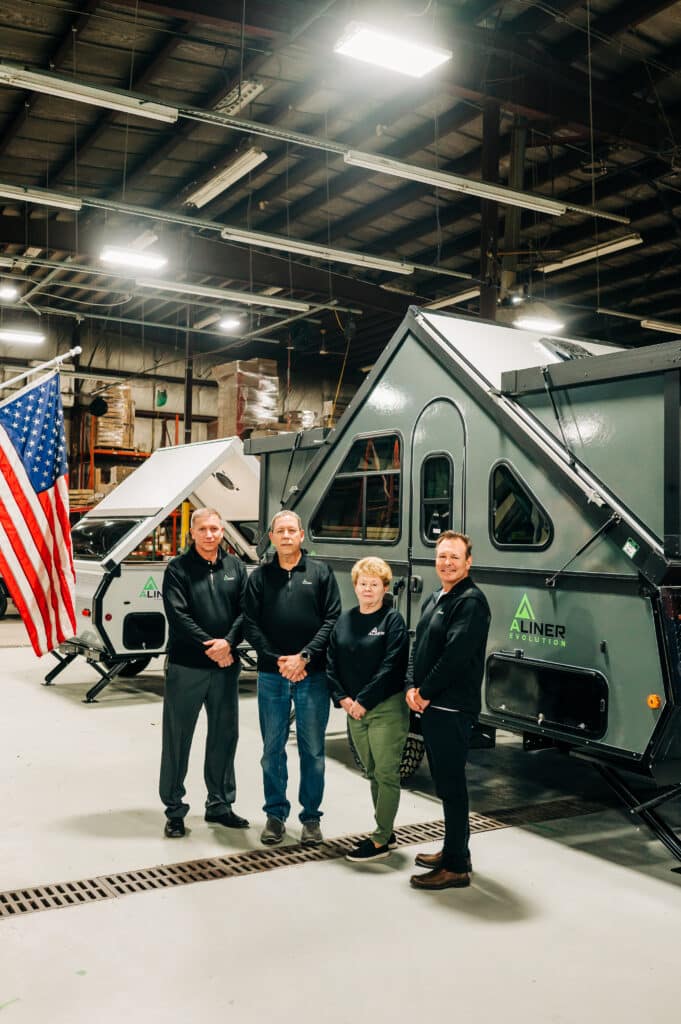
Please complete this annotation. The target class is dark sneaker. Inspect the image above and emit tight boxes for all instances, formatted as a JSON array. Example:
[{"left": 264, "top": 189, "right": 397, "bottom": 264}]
[
  {"left": 388, "top": 832, "right": 397, "bottom": 849},
  {"left": 346, "top": 837, "right": 391, "bottom": 863},
  {"left": 300, "top": 820, "right": 323, "bottom": 845},
  {"left": 261, "top": 816, "right": 286, "bottom": 845},
  {"left": 205, "top": 810, "right": 250, "bottom": 828},
  {"left": 164, "top": 817, "right": 185, "bottom": 838}
]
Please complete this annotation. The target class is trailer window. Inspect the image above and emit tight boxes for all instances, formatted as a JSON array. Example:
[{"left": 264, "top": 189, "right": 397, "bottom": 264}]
[
  {"left": 490, "top": 463, "right": 552, "bottom": 548},
  {"left": 421, "top": 454, "right": 453, "bottom": 543},
  {"left": 71, "top": 518, "right": 144, "bottom": 560},
  {"left": 311, "top": 434, "right": 401, "bottom": 543}
]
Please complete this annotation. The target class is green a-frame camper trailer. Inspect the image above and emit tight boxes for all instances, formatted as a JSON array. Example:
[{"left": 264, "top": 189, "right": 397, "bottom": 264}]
[{"left": 245, "top": 306, "right": 681, "bottom": 861}]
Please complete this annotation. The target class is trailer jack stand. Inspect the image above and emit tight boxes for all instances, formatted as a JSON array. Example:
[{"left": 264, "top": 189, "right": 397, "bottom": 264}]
[
  {"left": 43, "top": 650, "right": 78, "bottom": 685},
  {"left": 596, "top": 763, "right": 681, "bottom": 863},
  {"left": 83, "top": 660, "right": 125, "bottom": 703}
]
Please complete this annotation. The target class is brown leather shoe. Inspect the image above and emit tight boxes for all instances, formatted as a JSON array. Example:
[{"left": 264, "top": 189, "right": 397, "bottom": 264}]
[
  {"left": 414, "top": 850, "right": 473, "bottom": 873},
  {"left": 410, "top": 867, "right": 470, "bottom": 890}
]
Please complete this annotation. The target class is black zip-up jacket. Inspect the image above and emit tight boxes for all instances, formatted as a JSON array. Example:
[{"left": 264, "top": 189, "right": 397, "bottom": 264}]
[
  {"left": 243, "top": 551, "right": 341, "bottom": 673},
  {"left": 326, "top": 605, "right": 408, "bottom": 711},
  {"left": 407, "top": 575, "right": 491, "bottom": 716},
  {"left": 163, "top": 545, "right": 247, "bottom": 669}
]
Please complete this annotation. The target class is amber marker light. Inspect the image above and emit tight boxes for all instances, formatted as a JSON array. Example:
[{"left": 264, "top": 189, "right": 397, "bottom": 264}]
[{"left": 647, "top": 694, "right": 662, "bottom": 709}]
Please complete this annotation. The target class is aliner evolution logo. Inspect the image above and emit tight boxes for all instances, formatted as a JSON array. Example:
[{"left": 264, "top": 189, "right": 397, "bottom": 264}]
[
  {"left": 509, "top": 593, "right": 566, "bottom": 648},
  {"left": 140, "top": 576, "right": 162, "bottom": 600}
]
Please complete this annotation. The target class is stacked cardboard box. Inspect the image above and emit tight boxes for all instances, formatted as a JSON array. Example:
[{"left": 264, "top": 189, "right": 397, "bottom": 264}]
[
  {"left": 212, "top": 358, "right": 279, "bottom": 438},
  {"left": 95, "top": 383, "right": 135, "bottom": 448}
]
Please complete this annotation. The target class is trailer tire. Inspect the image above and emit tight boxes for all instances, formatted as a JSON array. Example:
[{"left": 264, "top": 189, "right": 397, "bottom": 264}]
[
  {"left": 345, "top": 721, "right": 425, "bottom": 780},
  {"left": 103, "top": 655, "right": 152, "bottom": 678},
  {"left": 0, "top": 589, "right": 7, "bottom": 620}
]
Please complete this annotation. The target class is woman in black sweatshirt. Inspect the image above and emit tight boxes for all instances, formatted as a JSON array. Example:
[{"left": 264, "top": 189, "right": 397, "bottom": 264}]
[{"left": 326, "top": 556, "right": 409, "bottom": 862}]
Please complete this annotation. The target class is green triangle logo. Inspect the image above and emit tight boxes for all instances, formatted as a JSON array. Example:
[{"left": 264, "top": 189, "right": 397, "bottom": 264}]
[
  {"left": 141, "top": 576, "right": 158, "bottom": 595},
  {"left": 513, "top": 593, "right": 535, "bottom": 621}
]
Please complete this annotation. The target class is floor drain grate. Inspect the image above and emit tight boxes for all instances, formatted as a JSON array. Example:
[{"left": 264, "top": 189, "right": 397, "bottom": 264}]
[{"left": 0, "top": 797, "right": 601, "bottom": 919}]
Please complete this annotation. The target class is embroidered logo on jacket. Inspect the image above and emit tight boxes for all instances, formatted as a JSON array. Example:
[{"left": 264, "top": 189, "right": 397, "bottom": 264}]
[
  {"left": 368, "top": 627, "right": 385, "bottom": 636},
  {"left": 302, "top": 580, "right": 313, "bottom": 585},
  {"left": 224, "top": 575, "right": 235, "bottom": 581}
]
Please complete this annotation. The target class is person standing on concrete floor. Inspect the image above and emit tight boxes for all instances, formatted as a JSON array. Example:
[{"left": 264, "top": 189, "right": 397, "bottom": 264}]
[
  {"left": 160, "top": 507, "right": 249, "bottom": 839},
  {"left": 327, "top": 556, "right": 409, "bottom": 863},
  {"left": 406, "top": 531, "right": 490, "bottom": 890},
  {"left": 243, "top": 510, "right": 341, "bottom": 847}
]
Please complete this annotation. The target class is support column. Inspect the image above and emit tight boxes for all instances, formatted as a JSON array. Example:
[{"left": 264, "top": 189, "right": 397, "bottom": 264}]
[
  {"left": 479, "top": 100, "right": 500, "bottom": 322},
  {"left": 501, "top": 116, "right": 528, "bottom": 301},
  {"left": 183, "top": 310, "right": 193, "bottom": 445}
]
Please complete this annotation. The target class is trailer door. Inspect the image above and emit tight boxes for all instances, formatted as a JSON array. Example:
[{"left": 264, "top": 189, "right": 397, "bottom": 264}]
[{"left": 407, "top": 398, "right": 466, "bottom": 627}]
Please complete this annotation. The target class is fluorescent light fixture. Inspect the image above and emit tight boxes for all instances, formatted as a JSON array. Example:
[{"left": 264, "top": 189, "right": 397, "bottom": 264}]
[
  {"left": 219, "top": 317, "right": 242, "bottom": 332},
  {"left": 221, "top": 225, "right": 414, "bottom": 275},
  {"left": 640, "top": 318, "right": 681, "bottom": 335},
  {"left": 344, "top": 150, "right": 567, "bottom": 217},
  {"left": 137, "top": 278, "right": 310, "bottom": 313},
  {"left": 0, "top": 182, "right": 82, "bottom": 211},
  {"left": 184, "top": 147, "right": 268, "bottom": 209},
  {"left": 540, "top": 233, "right": 643, "bottom": 273},
  {"left": 0, "top": 328, "right": 45, "bottom": 344},
  {"left": 101, "top": 247, "right": 167, "bottom": 271},
  {"left": 213, "top": 80, "right": 265, "bottom": 115},
  {"left": 334, "top": 22, "right": 451, "bottom": 78},
  {"left": 0, "top": 284, "right": 19, "bottom": 301},
  {"left": 0, "top": 64, "right": 178, "bottom": 123},
  {"left": 515, "top": 316, "right": 565, "bottom": 333},
  {"left": 426, "top": 288, "right": 480, "bottom": 310}
]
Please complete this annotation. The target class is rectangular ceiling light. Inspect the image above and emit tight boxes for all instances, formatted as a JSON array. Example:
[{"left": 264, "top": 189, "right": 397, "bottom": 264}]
[
  {"left": 0, "top": 64, "right": 178, "bottom": 123},
  {"left": 221, "top": 226, "right": 414, "bottom": 275},
  {"left": 137, "top": 278, "right": 310, "bottom": 313},
  {"left": 101, "top": 247, "right": 167, "bottom": 271},
  {"left": 640, "top": 319, "right": 681, "bottom": 335},
  {"left": 213, "top": 80, "right": 265, "bottom": 115},
  {"left": 0, "top": 182, "right": 82, "bottom": 211},
  {"left": 184, "top": 147, "right": 268, "bottom": 208},
  {"left": 344, "top": 150, "right": 567, "bottom": 216},
  {"left": 0, "top": 328, "right": 46, "bottom": 344},
  {"left": 334, "top": 22, "right": 452, "bottom": 78},
  {"left": 426, "top": 288, "right": 480, "bottom": 310},
  {"left": 540, "top": 233, "right": 643, "bottom": 273}
]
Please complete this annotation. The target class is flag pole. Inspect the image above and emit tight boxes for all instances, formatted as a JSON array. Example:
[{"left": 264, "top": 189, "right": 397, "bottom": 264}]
[{"left": 0, "top": 346, "right": 82, "bottom": 392}]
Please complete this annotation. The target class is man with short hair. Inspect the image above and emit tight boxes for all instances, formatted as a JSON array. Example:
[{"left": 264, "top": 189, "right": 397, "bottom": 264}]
[
  {"left": 243, "top": 510, "right": 341, "bottom": 846},
  {"left": 406, "top": 531, "right": 490, "bottom": 890},
  {"left": 160, "top": 507, "right": 249, "bottom": 838}
]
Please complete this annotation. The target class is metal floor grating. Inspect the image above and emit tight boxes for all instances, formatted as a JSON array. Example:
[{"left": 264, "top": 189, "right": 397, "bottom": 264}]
[{"left": 0, "top": 797, "right": 602, "bottom": 919}]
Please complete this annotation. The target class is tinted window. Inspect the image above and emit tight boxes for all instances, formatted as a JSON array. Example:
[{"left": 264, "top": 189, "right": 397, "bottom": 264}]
[
  {"left": 421, "top": 455, "right": 453, "bottom": 543},
  {"left": 311, "top": 434, "right": 400, "bottom": 543},
  {"left": 491, "top": 464, "right": 552, "bottom": 548},
  {"left": 71, "top": 518, "right": 144, "bottom": 560}
]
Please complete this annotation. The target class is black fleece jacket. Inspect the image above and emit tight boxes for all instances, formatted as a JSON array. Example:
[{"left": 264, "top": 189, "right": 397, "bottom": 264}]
[
  {"left": 242, "top": 551, "right": 341, "bottom": 673},
  {"left": 326, "top": 605, "right": 408, "bottom": 711},
  {"left": 163, "top": 545, "right": 247, "bottom": 669},
  {"left": 407, "top": 575, "right": 490, "bottom": 715}
]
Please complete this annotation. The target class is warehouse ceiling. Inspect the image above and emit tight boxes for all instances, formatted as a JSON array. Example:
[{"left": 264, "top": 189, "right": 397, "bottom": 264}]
[{"left": 2, "top": 0, "right": 681, "bottom": 372}]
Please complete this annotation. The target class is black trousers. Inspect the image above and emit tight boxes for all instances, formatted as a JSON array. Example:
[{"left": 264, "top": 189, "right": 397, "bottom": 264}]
[
  {"left": 159, "top": 661, "right": 240, "bottom": 820},
  {"left": 421, "top": 708, "right": 475, "bottom": 872}
]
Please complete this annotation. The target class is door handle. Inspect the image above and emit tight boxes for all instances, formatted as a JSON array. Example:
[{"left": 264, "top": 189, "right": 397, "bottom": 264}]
[{"left": 409, "top": 575, "right": 423, "bottom": 594}]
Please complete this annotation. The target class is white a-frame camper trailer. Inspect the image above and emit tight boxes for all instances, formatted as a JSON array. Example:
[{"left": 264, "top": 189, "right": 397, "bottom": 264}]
[{"left": 246, "top": 307, "right": 681, "bottom": 861}]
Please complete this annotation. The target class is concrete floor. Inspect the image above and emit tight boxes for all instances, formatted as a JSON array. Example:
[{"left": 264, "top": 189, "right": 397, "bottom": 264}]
[{"left": 1, "top": 611, "right": 680, "bottom": 1023}]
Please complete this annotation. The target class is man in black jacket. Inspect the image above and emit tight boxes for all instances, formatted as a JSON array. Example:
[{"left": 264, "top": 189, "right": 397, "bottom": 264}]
[
  {"left": 406, "top": 531, "right": 490, "bottom": 890},
  {"left": 160, "top": 507, "right": 249, "bottom": 838},
  {"left": 243, "top": 510, "right": 341, "bottom": 846}
]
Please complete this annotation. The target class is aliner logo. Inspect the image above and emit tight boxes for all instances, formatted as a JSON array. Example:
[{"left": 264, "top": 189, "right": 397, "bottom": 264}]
[
  {"left": 509, "top": 593, "right": 566, "bottom": 648},
  {"left": 140, "top": 576, "right": 162, "bottom": 600}
]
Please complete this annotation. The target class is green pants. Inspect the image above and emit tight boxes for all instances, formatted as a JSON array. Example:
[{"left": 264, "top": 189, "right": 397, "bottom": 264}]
[{"left": 348, "top": 692, "right": 409, "bottom": 846}]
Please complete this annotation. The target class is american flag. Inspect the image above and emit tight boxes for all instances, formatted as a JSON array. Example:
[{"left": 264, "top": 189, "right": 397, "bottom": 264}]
[{"left": 0, "top": 370, "right": 76, "bottom": 655}]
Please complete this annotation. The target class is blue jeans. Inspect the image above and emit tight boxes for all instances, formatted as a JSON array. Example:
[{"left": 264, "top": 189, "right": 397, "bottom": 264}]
[{"left": 257, "top": 670, "right": 330, "bottom": 823}]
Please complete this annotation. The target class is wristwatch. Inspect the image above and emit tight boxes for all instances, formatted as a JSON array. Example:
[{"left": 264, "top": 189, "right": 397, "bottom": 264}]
[{"left": 300, "top": 650, "right": 311, "bottom": 664}]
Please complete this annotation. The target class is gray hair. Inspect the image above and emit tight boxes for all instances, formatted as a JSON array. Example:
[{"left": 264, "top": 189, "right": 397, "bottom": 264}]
[
  {"left": 269, "top": 509, "right": 303, "bottom": 532},
  {"left": 190, "top": 507, "right": 223, "bottom": 528}
]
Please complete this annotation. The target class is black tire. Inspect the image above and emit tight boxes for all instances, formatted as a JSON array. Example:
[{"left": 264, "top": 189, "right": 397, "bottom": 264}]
[
  {"left": 0, "top": 588, "right": 7, "bottom": 620},
  {"left": 103, "top": 655, "right": 152, "bottom": 678},
  {"left": 345, "top": 718, "right": 426, "bottom": 780}
]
